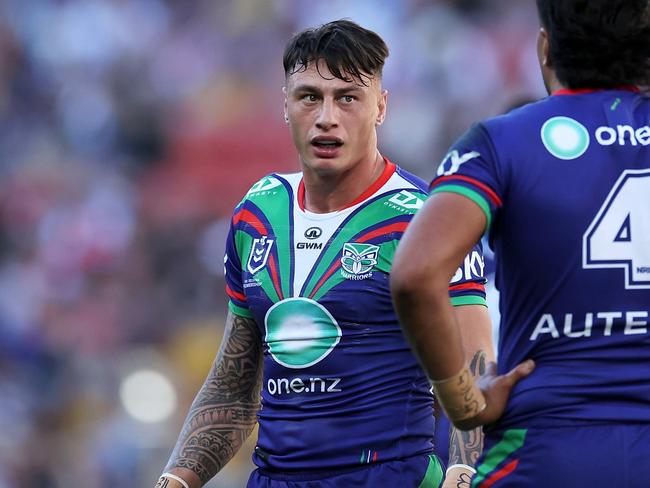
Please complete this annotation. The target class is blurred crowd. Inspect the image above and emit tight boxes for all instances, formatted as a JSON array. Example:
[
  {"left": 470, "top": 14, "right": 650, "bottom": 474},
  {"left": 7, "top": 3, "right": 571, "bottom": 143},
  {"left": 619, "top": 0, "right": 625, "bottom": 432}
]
[{"left": 0, "top": 0, "right": 543, "bottom": 486}]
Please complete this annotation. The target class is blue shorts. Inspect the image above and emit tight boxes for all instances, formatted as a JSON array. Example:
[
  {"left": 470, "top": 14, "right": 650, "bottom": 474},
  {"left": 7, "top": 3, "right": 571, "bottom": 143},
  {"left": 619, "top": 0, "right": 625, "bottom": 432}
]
[
  {"left": 247, "top": 453, "right": 443, "bottom": 488},
  {"left": 472, "top": 424, "right": 650, "bottom": 487}
]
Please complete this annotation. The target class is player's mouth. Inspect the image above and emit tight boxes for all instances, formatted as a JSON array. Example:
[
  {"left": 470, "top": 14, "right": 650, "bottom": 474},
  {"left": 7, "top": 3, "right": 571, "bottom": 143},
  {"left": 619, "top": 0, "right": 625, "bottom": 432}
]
[{"left": 311, "top": 136, "right": 343, "bottom": 158}]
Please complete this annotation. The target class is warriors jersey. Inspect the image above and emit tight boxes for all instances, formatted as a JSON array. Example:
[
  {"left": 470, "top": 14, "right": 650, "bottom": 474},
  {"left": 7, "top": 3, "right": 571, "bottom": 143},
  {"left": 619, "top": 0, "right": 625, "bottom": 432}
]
[
  {"left": 225, "top": 160, "right": 486, "bottom": 472},
  {"left": 430, "top": 88, "right": 650, "bottom": 429}
]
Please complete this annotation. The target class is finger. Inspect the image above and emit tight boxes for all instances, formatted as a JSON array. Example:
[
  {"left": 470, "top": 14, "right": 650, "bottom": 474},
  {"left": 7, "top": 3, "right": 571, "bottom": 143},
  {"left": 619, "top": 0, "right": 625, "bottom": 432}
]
[{"left": 503, "top": 359, "right": 535, "bottom": 386}]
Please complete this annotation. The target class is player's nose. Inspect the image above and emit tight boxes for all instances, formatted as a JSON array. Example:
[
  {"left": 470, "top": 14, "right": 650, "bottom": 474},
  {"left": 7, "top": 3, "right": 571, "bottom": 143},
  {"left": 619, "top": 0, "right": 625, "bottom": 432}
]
[{"left": 315, "top": 98, "right": 339, "bottom": 130}]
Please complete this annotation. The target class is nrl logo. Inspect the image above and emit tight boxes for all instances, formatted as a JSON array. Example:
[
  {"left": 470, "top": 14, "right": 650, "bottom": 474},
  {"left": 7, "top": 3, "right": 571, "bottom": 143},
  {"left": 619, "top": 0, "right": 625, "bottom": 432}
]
[
  {"left": 340, "top": 243, "right": 379, "bottom": 280},
  {"left": 247, "top": 236, "right": 274, "bottom": 274}
]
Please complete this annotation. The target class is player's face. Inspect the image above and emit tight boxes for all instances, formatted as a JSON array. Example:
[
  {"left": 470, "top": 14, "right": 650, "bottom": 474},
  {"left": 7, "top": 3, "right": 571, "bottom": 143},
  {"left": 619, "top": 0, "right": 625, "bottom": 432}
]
[{"left": 284, "top": 60, "right": 387, "bottom": 176}]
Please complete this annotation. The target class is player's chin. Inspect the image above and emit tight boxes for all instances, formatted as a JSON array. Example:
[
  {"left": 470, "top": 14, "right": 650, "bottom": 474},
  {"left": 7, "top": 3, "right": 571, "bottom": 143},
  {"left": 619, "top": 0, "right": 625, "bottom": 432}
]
[{"left": 303, "top": 155, "right": 347, "bottom": 174}]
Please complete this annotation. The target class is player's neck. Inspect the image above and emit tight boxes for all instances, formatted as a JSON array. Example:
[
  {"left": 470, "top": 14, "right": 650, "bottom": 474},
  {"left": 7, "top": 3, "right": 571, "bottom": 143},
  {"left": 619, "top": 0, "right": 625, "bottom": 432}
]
[
  {"left": 301, "top": 151, "right": 387, "bottom": 214},
  {"left": 543, "top": 69, "right": 565, "bottom": 95}
]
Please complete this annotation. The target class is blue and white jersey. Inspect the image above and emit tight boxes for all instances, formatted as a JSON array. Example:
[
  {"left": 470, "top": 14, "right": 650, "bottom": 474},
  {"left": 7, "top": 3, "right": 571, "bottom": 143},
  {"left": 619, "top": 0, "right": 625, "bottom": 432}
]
[
  {"left": 430, "top": 88, "right": 650, "bottom": 428},
  {"left": 224, "top": 160, "right": 486, "bottom": 471}
]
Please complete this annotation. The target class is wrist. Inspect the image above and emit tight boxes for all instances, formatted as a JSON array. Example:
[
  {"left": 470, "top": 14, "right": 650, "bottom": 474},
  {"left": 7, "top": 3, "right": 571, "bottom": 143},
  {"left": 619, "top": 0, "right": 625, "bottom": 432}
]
[
  {"left": 432, "top": 365, "right": 486, "bottom": 423},
  {"left": 446, "top": 463, "right": 477, "bottom": 475},
  {"left": 156, "top": 473, "right": 190, "bottom": 488}
]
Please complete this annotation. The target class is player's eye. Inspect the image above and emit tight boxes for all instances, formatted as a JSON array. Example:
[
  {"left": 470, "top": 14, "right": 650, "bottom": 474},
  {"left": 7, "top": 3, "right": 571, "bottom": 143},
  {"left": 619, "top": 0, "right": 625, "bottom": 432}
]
[
  {"left": 302, "top": 94, "right": 318, "bottom": 102},
  {"left": 340, "top": 95, "right": 355, "bottom": 103}
]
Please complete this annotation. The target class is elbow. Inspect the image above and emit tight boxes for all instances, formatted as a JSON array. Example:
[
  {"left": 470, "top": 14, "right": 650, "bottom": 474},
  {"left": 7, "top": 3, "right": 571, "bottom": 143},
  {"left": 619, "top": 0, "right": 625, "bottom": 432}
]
[
  {"left": 390, "top": 268, "right": 417, "bottom": 308},
  {"left": 390, "top": 262, "right": 447, "bottom": 310},
  {"left": 390, "top": 262, "right": 419, "bottom": 306}
]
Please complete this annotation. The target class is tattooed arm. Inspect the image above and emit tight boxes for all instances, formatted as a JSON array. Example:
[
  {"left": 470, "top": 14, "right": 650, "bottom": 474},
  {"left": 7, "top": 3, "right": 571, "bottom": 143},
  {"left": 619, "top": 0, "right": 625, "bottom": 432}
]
[
  {"left": 156, "top": 311, "right": 263, "bottom": 488},
  {"left": 442, "top": 305, "right": 494, "bottom": 488}
]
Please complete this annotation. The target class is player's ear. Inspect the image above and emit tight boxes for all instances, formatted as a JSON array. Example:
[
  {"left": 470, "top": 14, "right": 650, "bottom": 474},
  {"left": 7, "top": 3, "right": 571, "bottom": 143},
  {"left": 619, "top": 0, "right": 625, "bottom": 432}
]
[
  {"left": 537, "top": 27, "right": 552, "bottom": 68},
  {"left": 376, "top": 89, "right": 388, "bottom": 127},
  {"left": 282, "top": 86, "right": 289, "bottom": 124}
]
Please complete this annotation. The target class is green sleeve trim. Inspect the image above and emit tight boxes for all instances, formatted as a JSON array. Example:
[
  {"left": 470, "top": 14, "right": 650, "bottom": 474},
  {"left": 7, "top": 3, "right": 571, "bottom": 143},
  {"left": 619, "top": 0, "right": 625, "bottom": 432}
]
[
  {"left": 228, "top": 301, "right": 253, "bottom": 318},
  {"left": 430, "top": 184, "right": 492, "bottom": 233},
  {"left": 450, "top": 295, "right": 487, "bottom": 307}
]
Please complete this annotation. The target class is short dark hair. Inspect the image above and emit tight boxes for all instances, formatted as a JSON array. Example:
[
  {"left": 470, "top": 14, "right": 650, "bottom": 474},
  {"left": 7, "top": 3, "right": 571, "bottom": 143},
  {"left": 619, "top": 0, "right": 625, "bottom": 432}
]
[
  {"left": 536, "top": 0, "right": 650, "bottom": 89},
  {"left": 283, "top": 19, "right": 389, "bottom": 86}
]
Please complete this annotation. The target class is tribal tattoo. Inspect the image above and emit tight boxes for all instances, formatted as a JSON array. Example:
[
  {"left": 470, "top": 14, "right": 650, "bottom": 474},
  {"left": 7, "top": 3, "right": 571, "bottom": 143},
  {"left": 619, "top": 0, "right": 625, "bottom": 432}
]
[
  {"left": 448, "top": 350, "right": 487, "bottom": 467},
  {"left": 164, "top": 311, "right": 263, "bottom": 484}
]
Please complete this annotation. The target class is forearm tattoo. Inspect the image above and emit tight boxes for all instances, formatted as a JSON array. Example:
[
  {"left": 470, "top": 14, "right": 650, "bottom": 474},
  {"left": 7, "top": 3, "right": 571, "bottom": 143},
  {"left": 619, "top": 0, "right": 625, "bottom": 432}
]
[
  {"left": 165, "top": 312, "right": 263, "bottom": 484},
  {"left": 448, "top": 350, "right": 487, "bottom": 467}
]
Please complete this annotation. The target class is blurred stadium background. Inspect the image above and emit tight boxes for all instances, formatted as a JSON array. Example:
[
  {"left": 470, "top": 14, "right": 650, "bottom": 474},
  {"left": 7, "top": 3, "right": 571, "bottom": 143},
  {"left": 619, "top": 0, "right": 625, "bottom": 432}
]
[{"left": 0, "top": 1, "right": 544, "bottom": 486}]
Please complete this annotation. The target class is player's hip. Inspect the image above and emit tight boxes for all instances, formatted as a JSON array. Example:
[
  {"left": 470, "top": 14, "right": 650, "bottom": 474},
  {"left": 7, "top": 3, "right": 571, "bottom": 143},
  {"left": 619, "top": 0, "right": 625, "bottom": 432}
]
[
  {"left": 472, "top": 423, "right": 650, "bottom": 488},
  {"left": 247, "top": 451, "right": 443, "bottom": 488}
]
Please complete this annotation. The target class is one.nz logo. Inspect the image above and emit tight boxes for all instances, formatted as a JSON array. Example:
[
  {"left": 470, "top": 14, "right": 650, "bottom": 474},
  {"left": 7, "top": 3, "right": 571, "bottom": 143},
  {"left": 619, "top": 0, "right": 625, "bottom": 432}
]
[
  {"left": 541, "top": 116, "right": 590, "bottom": 160},
  {"left": 247, "top": 236, "right": 274, "bottom": 274},
  {"left": 340, "top": 243, "right": 379, "bottom": 280}
]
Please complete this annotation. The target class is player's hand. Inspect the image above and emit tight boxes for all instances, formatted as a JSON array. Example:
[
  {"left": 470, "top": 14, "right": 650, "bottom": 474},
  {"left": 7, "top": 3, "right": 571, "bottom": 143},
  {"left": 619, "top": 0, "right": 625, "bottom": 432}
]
[
  {"left": 454, "top": 359, "right": 535, "bottom": 431},
  {"left": 441, "top": 466, "right": 474, "bottom": 488}
]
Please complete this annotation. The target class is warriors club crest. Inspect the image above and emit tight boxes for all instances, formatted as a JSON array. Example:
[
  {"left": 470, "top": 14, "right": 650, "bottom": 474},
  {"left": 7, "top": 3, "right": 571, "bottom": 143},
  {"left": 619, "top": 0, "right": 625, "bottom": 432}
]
[{"left": 340, "top": 242, "right": 379, "bottom": 280}]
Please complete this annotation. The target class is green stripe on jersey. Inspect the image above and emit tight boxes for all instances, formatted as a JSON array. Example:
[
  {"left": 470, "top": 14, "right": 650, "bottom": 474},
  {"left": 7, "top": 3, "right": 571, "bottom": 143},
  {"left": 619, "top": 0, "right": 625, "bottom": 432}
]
[
  {"left": 451, "top": 295, "right": 487, "bottom": 307},
  {"left": 228, "top": 301, "right": 253, "bottom": 318},
  {"left": 430, "top": 185, "right": 492, "bottom": 232},
  {"left": 304, "top": 190, "right": 425, "bottom": 299},
  {"left": 417, "top": 454, "right": 444, "bottom": 488},
  {"left": 245, "top": 179, "right": 293, "bottom": 299},
  {"left": 472, "top": 429, "right": 527, "bottom": 486}
]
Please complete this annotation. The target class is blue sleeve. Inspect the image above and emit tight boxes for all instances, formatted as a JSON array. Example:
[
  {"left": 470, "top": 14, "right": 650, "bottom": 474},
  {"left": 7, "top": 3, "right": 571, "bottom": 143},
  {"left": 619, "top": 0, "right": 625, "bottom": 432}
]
[{"left": 430, "top": 123, "right": 505, "bottom": 234}]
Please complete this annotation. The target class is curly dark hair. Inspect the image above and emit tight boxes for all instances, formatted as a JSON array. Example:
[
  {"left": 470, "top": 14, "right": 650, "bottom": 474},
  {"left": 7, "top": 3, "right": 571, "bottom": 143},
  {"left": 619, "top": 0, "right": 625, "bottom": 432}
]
[
  {"left": 536, "top": 0, "right": 650, "bottom": 89},
  {"left": 283, "top": 19, "right": 389, "bottom": 86}
]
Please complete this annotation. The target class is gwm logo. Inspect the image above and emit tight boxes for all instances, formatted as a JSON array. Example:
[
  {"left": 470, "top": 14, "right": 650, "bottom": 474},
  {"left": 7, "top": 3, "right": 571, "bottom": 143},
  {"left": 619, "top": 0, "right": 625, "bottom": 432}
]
[
  {"left": 541, "top": 116, "right": 590, "bottom": 160},
  {"left": 247, "top": 236, "right": 274, "bottom": 274},
  {"left": 304, "top": 227, "right": 322, "bottom": 239},
  {"left": 297, "top": 227, "right": 324, "bottom": 250},
  {"left": 340, "top": 243, "right": 379, "bottom": 280},
  {"left": 265, "top": 297, "right": 341, "bottom": 368}
]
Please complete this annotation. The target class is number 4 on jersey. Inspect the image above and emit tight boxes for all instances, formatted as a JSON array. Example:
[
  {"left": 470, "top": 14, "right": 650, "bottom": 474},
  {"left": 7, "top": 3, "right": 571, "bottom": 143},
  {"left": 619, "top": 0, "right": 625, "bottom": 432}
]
[{"left": 583, "top": 169, "right": 650, "bottom": 289}]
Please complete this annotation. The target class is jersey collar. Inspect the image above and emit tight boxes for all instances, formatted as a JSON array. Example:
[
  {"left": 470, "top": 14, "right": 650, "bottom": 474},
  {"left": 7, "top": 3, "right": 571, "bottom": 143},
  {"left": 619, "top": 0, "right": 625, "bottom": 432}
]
[
  {"left": 553, "top": 85, "right": 640, "bottom": 96},
  {"left": 297, "top": 158, "right": 396, "bottom": 212}
]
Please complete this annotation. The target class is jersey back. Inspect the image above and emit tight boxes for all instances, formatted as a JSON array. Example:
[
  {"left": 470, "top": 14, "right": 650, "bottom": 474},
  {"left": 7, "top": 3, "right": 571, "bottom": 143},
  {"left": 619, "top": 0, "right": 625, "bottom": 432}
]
[
  {"left": 225, "top": 161, "right": 486, "bottom": 471},
  {"left": 431, "top": 89, "right": 650, "bottom": 428}
]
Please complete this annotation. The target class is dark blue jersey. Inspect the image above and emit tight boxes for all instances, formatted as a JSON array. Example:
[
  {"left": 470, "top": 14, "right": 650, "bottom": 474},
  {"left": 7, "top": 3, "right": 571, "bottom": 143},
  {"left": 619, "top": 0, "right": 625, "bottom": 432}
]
[
  {"left": 224, "top": 161, "right": 486, "bottom": 471},
  {"left": 431, "top": 88, "right": 650, "bottom": 428}
]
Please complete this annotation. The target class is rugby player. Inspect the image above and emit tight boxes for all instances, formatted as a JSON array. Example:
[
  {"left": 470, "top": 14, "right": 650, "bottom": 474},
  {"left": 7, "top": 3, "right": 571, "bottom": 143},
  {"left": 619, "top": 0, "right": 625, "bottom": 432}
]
[
  {"left": 155, "top": 20, "right": 494, "bottom": 488},
  {"left": 392, "top": 1, "right": 650, "bottom": 486}
]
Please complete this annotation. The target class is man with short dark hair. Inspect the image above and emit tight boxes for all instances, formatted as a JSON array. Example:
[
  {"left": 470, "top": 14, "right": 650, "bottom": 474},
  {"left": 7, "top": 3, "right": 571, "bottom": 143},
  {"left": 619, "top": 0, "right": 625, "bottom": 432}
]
[
  {"left": 155, "top": 20, "right": 493, "bottom": 488},
  {"left": 392, "top": 1, "right": 650, "bottom": 486}
]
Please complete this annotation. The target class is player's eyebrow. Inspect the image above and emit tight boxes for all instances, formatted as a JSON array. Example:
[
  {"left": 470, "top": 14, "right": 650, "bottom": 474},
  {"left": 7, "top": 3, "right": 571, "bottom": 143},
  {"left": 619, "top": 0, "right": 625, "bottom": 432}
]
[
  {"left": 291, "top": 84, "right": 321, "bottom": 95},
  {"left": 291, "top": 84, "right": 365, "bottom": 96},
  {"left": 332, "top": 86, "right": 364, "bottom": 97}
]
